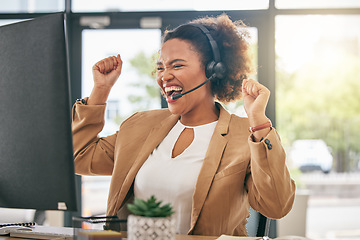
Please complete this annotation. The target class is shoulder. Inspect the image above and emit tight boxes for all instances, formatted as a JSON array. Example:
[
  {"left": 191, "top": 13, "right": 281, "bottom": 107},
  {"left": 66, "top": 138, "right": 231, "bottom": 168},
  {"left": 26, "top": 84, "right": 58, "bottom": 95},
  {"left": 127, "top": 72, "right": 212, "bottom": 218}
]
[
  {"left": 217, "top": 102, "right": 250, "bottom": 133},
  {"left": 228, "top": 114, "right": 250, "bottom": 137},
  {"left": 121, "top": 108, "right": 173, "bottom": 127},
  {"left": 230, "top": 114, "right": 249, "bottom": 127}
]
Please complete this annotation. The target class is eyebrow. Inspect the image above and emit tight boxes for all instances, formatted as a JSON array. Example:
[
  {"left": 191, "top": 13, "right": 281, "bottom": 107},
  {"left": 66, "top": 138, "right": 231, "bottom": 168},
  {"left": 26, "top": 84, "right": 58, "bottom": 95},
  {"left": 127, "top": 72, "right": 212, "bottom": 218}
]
[{"left": 156, "top": 59, "right": 186, "bottom": 66}]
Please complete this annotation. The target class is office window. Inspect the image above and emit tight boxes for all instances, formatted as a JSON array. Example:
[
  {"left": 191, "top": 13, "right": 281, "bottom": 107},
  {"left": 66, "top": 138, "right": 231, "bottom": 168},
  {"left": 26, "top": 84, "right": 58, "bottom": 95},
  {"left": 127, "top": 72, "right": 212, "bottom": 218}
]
[
  {"left": 72, "top": 0, "right": 268, "bottom": 12},
  {"left": 276, "top": 0, "right": 360, "bottom": 9},
  {"left": 0, "top": 0, "right": 64, "bottom": 13},
  {"left": 276, "top": 15, "right": 360, "bottom": 239},
  {"left": 81, "top": 28, "right": 161, "bottom": 216}
]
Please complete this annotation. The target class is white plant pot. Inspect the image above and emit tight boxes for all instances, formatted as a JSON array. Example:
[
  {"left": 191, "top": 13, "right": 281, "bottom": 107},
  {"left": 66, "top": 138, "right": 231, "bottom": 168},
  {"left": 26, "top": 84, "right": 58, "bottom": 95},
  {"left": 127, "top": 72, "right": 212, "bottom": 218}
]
[{"left": 127, "top": 215, "right": 176, "bottom": 240}]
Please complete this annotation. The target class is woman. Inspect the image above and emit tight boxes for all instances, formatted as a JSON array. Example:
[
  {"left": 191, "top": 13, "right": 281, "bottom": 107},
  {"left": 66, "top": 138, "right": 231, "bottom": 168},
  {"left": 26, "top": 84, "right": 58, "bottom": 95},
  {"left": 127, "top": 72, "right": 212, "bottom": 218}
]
[{"left": 72, "top": 13, "right": 295, "bottom": 236}]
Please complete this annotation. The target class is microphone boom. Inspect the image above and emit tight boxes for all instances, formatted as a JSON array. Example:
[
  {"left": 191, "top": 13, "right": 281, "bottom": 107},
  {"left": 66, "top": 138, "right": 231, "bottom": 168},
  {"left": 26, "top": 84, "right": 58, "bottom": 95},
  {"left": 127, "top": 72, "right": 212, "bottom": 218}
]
[{"left": 171, "top": 75, "right": 215, "bottom": 100}]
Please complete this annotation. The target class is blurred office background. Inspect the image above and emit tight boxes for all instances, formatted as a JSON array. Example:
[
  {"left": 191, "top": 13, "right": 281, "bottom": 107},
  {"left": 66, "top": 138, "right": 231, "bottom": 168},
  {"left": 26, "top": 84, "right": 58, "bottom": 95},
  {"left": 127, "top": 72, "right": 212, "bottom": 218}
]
[{"left": 1, "top": 0, "right": 360, "bottom": 239}]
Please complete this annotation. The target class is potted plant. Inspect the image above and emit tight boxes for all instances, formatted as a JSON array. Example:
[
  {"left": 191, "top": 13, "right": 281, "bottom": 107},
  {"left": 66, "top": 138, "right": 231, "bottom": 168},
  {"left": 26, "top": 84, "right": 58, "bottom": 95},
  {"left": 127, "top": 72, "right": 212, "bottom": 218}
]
[{"left": 127, "top": 195, "right": 176, "bottom": 240}]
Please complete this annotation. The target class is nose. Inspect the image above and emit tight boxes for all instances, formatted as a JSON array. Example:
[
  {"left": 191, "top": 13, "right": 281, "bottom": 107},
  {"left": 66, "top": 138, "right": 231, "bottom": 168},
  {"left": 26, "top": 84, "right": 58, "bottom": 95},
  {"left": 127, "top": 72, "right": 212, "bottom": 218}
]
[{"left": 161, "top": 68, "right": 174, "bottom": 82}]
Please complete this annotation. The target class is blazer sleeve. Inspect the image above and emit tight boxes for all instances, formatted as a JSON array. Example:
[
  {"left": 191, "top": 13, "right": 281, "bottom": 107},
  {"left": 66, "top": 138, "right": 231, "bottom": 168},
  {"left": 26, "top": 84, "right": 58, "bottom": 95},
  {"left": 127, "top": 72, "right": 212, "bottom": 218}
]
[
  {"left": 72, "top": 98, "right": 117, "bottom": 176},
  {"left": 246, "top": 128, "right": 296, "bottom": 219}
]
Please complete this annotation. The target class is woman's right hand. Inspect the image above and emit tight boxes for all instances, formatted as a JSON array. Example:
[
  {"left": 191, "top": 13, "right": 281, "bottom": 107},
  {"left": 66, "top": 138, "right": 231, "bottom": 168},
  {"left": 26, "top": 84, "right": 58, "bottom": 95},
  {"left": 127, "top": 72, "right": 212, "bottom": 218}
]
[{"left": 88, "top": 54, "right": 122, "bottom": 105}]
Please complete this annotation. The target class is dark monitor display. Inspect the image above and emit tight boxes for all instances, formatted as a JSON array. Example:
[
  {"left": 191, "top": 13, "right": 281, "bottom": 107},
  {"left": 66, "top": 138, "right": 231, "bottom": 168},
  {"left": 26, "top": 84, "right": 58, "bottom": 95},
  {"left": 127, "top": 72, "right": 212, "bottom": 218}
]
[{"left": 0, "top": 13, "right": 77, "bottom": 211}]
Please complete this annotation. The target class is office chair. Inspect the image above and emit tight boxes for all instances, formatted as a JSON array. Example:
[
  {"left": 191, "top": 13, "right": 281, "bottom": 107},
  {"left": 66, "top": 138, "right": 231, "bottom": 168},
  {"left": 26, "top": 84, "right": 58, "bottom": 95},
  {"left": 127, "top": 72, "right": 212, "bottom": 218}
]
[
  {"left": 33, "top": 210, "right": 46, "bottom": 225},
  {"left": 246, "top": 208, "right": 276, "bottom": 238}
]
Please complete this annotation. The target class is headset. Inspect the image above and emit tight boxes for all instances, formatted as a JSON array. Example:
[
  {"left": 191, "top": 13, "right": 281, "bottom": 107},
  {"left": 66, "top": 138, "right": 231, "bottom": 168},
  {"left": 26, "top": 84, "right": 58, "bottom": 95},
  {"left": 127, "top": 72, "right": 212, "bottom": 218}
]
[{"left": 188, "top": 23, "right": 226, "bottom": 80}]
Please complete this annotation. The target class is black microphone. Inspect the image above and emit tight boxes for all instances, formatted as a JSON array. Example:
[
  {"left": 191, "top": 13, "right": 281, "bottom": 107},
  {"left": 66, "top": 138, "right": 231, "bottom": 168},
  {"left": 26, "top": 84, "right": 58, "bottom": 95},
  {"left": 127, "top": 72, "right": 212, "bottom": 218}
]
[{"left": 171, "top": 75, "right": 216, "bottom": 100}]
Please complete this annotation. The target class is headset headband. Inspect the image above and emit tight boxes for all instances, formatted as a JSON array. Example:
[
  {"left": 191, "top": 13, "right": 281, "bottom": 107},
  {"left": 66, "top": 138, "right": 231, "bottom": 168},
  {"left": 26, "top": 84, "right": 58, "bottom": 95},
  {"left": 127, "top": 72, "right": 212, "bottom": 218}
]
[{"left": 187, "top": 23, "right": 221, "bottom": 64}]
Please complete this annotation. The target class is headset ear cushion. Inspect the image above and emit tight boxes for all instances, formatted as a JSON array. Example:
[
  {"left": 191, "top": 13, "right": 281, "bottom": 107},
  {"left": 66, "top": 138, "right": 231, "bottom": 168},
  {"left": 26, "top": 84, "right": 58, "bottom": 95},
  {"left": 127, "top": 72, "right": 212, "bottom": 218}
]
[
  {"left": 205, "top": 61, "right": 216, "bottom": 79},
  {"left": 206, "top": 61, "right": 226, "bottom": 79},
  {"left": 214, "top": 62, "right": 226, "bottom": 79}
]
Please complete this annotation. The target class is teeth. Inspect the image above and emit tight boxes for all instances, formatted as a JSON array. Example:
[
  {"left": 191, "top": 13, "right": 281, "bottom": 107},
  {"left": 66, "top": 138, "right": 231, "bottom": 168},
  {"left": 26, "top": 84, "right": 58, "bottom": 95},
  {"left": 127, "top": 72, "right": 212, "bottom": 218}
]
[{"left": 164, "top": 86, "right": 182, "bottom": 93}]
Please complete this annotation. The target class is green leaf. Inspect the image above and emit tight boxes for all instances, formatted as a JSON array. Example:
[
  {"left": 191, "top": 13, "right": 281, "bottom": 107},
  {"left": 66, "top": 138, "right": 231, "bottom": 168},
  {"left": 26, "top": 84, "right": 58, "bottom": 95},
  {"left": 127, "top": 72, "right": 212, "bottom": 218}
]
[
  {"left": 134, "top": 198, "right": 149, "bottom": 212},
  {"left": 127, "top": 195, "right": 174, "bottom": 217}
]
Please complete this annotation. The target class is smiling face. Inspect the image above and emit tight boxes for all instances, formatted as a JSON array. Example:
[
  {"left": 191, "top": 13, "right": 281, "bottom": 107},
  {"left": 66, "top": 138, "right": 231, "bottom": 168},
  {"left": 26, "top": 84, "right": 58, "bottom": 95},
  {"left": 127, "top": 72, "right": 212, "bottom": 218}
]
[{"left": 156, "top": 38, "right": 218, "bottom": 125}]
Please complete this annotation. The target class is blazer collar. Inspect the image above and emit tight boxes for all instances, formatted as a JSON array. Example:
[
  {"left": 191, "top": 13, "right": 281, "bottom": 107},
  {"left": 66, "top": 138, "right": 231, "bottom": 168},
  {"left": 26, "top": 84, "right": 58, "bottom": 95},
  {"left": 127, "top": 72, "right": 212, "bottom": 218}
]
[
  {"left": 130, "top": 102, "right": 231, "bottom": 173},
  {"left": 214, "top": 102, "right": 231, "bottom": 135}
]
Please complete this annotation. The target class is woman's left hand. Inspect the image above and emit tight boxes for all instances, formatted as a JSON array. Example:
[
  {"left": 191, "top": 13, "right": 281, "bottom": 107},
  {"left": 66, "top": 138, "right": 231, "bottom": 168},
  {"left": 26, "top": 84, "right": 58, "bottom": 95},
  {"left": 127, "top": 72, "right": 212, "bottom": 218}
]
[{"left": 242, "top": 79, "right": 271, "bottom": 140}]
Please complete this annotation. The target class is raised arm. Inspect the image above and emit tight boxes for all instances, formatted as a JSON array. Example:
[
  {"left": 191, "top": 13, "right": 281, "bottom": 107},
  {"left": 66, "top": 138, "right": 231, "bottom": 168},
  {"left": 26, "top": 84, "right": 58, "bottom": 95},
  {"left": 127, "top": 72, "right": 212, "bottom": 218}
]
[
  {"left": 72, "top": 55, "right": 123, "bottom": 176},
  {"left": 242, "top": 78, "right": 295, "bottom": 218}
]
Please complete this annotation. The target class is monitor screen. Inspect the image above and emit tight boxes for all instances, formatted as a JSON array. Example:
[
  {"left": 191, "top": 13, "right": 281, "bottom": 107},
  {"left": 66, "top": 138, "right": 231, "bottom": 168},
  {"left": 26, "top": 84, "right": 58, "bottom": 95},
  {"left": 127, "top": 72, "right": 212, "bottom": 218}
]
[{"left": 0, "top": 13, "right": 77, "bottom": 211}]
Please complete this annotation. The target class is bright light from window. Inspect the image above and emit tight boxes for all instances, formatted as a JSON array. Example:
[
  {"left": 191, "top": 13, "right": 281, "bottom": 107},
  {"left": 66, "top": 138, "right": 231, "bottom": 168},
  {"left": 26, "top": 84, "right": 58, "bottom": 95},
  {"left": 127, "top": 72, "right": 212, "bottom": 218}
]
[
  {"left": 275, "top": 15, "right": 360, "bottom": 73},
  {"left": 276, "top": 0, "right": 360, "bottom": 9},
  {"left": 0, "top": 0, "right": 64, "bottom": 13},
  {"left": 72, "top": 0, "right": 269, "bottom": 12}
]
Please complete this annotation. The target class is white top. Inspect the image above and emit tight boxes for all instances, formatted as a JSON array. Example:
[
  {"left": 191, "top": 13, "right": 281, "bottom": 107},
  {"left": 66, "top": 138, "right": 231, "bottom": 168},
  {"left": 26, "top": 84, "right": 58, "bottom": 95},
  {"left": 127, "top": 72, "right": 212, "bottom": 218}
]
[{"left": 134, "top": 120, "right": 217, "bottom": 234}]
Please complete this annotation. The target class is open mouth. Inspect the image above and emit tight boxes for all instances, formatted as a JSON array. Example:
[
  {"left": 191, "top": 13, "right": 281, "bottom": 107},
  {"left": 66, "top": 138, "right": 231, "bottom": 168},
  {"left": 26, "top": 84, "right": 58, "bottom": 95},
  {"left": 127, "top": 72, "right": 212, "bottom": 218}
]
[{"left": 164, "top": 86, "right": 183, "bottom": 98}]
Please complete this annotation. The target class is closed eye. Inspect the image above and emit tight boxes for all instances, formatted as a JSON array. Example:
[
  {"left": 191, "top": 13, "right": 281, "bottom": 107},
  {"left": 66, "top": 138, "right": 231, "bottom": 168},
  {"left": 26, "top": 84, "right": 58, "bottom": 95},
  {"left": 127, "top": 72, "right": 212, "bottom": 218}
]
[
  {"left": 156, "top": 66, "right": 164, "bottom": 72},
  {"left": 173, "top": 64, "right": 184, "bottom": 69}
]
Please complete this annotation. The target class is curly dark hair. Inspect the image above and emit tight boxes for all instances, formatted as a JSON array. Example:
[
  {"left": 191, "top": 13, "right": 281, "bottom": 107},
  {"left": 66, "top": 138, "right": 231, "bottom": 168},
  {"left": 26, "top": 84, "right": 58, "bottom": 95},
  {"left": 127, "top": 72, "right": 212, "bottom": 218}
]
[{"left": 162, "top": 13, "right": 254, "bottom": 103}]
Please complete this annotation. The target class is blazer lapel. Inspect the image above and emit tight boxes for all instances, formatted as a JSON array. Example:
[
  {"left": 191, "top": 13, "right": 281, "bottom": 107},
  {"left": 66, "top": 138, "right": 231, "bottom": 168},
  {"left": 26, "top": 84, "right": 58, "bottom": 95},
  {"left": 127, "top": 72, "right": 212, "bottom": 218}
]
[
  {"left": 111, "top": 113, "right": 179, "bottom": 216},
  {"left": 189, "top": 103, "right": 231, "bottom": 233},
  {"left": 126, "top": 113, "right": 179, "bottom": 185}
]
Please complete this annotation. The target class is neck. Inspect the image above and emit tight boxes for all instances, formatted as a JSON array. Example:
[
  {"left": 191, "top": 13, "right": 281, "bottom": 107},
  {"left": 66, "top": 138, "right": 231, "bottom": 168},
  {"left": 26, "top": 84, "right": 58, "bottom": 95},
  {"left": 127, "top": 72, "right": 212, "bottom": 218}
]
[{"left": 180, "top": 102, "right": 219, "bottom": 127}]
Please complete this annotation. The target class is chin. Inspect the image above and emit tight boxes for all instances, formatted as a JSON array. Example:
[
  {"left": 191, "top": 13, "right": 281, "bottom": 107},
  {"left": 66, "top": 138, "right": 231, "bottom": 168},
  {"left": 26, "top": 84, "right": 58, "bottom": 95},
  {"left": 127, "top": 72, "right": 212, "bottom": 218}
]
[{"left": 168, "top": 104, "right": 185, "bottom": 116}]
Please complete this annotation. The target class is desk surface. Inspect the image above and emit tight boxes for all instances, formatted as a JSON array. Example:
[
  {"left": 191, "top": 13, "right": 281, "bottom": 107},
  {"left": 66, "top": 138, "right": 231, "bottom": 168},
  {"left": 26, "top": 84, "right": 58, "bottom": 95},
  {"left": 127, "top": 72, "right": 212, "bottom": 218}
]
[
  {"left": 0, "top": 236, "right": 219, "bottom": 240},
  {"left": 0, "top": 226, "right": 260, "bottom": 240},
  {"left": 0, "top": 234, "right": 260, "bottom": 240},
  {"left": 0, "top": 225, "right": 260, "bottom": 240}
]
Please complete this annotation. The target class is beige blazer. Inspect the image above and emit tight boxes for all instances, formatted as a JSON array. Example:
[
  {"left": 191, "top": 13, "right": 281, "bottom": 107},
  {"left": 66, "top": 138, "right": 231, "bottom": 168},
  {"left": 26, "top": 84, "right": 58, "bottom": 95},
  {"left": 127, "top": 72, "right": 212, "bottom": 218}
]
[{"left": 72, "top": 100, "right": 295, "bottom": 236}]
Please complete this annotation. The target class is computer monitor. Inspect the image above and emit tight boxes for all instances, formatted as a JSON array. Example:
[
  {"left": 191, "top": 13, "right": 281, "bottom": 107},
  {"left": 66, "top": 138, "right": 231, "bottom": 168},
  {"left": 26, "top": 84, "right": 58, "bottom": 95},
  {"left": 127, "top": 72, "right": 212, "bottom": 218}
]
[{"left": 0, "top": 13, "right": 77, "bottom": 211}]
